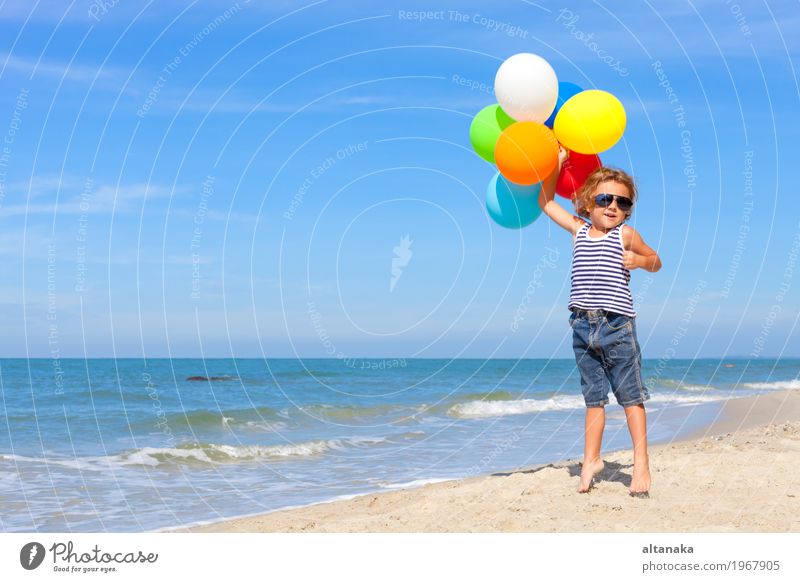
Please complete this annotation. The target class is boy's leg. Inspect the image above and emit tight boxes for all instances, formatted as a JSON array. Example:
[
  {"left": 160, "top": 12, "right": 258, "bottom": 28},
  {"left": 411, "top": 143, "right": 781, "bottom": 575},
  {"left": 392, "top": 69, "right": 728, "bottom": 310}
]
[
  {"left": 579, "top": 406, "right": 605, "bottom": 493},
  {"left": 624, "top": 403, "right": 650, "bottom": 495},
  {"left": 571, "top": 311, "right": 610, "bottom": 492},
  {"left": 600, "top": 314, "right": 651, "bottom": 495}
]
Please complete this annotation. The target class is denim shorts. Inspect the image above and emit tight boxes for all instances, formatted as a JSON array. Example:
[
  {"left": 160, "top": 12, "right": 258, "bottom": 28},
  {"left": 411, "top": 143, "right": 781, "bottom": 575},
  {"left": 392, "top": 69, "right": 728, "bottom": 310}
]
[{"left": 569, "top": 308, "right": 650, "bottom": 408}]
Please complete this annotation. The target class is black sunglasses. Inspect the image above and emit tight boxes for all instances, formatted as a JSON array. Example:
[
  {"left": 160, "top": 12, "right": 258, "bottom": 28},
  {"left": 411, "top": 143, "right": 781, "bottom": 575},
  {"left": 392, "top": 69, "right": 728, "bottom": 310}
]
[{"left": 594, "top": 193, "right": 633, "bottom": 212}]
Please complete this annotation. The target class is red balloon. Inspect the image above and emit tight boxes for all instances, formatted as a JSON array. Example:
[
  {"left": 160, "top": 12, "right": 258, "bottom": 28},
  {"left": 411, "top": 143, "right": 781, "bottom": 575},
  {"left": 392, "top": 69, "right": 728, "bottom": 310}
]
[{"left": 556, "top": 151, "right": 602, "bottom": 199}]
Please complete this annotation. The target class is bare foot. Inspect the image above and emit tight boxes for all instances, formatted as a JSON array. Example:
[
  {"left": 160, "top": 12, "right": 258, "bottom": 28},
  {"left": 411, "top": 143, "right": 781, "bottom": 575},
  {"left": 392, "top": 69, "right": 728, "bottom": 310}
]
[
  {"left": 630, "top": 455, "right": 651, "bottom": 496},
  {"left": 578, "top": 457, "right": 604, "bottom": 493}
]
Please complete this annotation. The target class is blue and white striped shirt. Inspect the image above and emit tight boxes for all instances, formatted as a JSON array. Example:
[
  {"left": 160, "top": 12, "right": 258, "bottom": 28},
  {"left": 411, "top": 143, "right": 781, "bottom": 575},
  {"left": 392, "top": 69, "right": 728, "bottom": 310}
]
[{"left": 568, "top": 222, "right": 636, "bottom": 317}]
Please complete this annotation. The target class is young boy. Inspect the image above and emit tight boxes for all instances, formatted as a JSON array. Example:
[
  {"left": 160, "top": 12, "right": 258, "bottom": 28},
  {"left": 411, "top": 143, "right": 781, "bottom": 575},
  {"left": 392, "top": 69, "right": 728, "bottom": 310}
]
[{"left": 538, "top": 149, "right": 662, "bottom": 496}]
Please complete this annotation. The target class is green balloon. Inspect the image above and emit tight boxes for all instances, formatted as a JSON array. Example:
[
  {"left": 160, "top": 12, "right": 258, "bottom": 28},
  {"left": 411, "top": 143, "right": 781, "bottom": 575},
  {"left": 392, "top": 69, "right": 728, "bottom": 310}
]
[{"left": 469, "top": 104, "right": 515, "bottom": 163}]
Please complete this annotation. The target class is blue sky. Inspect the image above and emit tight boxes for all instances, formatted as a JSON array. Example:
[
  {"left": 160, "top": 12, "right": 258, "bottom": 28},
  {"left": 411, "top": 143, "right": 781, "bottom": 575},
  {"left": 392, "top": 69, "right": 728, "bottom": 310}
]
[{"left": 0, "top": 0, "right": 798, "bottom": 359}]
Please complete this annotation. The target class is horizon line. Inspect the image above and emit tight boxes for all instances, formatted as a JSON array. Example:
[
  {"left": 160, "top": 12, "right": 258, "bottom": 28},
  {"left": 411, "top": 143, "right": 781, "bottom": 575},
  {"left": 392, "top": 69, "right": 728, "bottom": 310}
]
[{"left": 2, "top": 356, "right": 797, "bottom": 361}]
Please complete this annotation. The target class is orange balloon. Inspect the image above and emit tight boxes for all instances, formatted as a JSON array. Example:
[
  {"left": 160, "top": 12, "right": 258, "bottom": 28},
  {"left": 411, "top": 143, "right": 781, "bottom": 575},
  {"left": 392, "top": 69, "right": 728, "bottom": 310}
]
[{"left": 494, "top": 122, "right": 559, "bottom": 185}]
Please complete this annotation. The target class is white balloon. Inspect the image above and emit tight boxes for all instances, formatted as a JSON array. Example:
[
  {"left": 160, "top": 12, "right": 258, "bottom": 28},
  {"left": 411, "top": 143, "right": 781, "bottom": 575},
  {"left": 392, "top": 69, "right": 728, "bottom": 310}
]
[{"left": 494, "top": 53, "right": 559, "bottom": 122}]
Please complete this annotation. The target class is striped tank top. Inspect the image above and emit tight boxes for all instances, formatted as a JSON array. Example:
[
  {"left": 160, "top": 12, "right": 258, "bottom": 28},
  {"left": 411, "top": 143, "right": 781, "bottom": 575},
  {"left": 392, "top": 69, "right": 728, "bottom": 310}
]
[{"left": 568, "top": 222, "right": 636, "bottom": 317}]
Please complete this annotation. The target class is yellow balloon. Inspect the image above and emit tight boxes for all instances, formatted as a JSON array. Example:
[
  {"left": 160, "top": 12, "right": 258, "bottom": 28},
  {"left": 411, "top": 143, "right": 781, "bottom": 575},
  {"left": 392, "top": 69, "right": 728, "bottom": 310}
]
[{"left": 553, "top": 90, "right": 626, "bottom": 154}]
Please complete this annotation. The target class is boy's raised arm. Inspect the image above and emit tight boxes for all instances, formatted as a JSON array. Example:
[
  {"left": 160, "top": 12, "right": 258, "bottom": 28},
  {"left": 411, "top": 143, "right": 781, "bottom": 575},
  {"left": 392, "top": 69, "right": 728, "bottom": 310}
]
[{"left": 538, "top": 148, "right": 582, "bottom": 235}]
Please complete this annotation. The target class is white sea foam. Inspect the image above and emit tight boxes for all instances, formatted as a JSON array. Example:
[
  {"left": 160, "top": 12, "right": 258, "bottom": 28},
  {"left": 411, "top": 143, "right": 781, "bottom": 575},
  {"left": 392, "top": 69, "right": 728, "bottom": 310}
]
[
  {"left": 0, "top": 453, "right": 113, "bottom": 472},
  {"left": 243, "top": 420, "right": 289, "bottom": 431},
  {"left": 377, "top": 477, "right": 455, "bottom": 490},
  {"left": 646, "top": 393, "right": 725, "bottom": 406},
  {"left": 117, "top": 435, "right": 389, "bottom": 466},
  {"left": 680, "top": 384, "right": 715, "bottom": 392},
  {"left": 448, "top": 396, "right": 586, "bottom": 418},
  {"left": 208, "top": 441, "right": 332, "bottom": 460},
  {"left": 1, "top": 436, "right": 389, "bottom": 469},
  {"left": 741, "top": 379, "right": 800, "bottom": 390},
  {"left": 116, "top": 446, "right": 214, "bottom": 466},
  {"left": 0, "top": 470, "right": 20, "bottom": 485},
  {"left": 448, "top": 389, "right": 733, "bottom": 418},
  {"left": 655, "top": 379, "right": 719, "bottom": 393}
]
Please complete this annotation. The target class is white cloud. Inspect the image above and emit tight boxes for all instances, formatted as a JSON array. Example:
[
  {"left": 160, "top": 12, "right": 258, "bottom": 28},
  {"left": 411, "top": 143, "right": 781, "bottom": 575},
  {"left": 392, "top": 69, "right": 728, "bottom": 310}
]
[
  {"left": 0, "top": 52, "right": 123, "bottom": 84},
  {"left": 0, "top": 181, "right": 176, "bottom": 217}
]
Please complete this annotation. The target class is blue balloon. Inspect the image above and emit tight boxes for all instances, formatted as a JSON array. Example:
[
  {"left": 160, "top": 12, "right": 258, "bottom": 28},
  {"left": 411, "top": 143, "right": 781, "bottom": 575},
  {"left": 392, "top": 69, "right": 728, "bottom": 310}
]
[
  {"left": 486, "top": 173, "right": 543, "bottom": 229},
  {"left": 544, "top": 82, "right": 584, "bottom": 128}
]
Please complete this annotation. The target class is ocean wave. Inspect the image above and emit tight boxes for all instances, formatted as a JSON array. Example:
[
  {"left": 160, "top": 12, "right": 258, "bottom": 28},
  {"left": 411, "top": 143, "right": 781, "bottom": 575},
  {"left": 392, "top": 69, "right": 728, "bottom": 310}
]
[
  {"left": 133, "top": 406, "right": 285, "bottom": 431},
  {"left": 388, "top": 408, "right": 430, "bottom": 425},
  {"left": 679, "top": 384, "right": 716, "bottom": 392},
  {"left": 653, "top": 379, "right": 718, "bottom": 392},
  {"left": 741, "top": 379, "right": 800, "bottom": 390},
  {"left": 116, "top": 436, "right": 390, "bottom": 466},
  {"left": 448, "top": 389, "right": 731, "bottom": 418},
  {"left": 242, "top": 420, "right": 289, "bottom": 431},
  {"left": 655, "top": 378, "right": 685, "bottom": 387},
  {"left": 448, "top": 396, "right": 586, "bottom": 418},
  {"left": 0, "top": 469, "right": 20, "bottom": 485},
  {"left": 0, "top": 452, "right": 112, "bottom": 472},
  {"left": 647, "top": 393, "right": 725, "bottom": 406},
  {"left": 1, "top": 436, "right": 389, "bottom": 469},
  {"left": 299, "top": 403, "right": 406, "bottom": 421},
  {"left": 452, "top": 389, "right": 517, "bottom": 402}
]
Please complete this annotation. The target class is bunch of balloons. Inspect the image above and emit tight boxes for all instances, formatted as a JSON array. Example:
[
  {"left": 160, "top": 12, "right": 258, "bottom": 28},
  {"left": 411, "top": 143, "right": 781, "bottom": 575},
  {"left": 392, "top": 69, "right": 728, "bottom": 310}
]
[{"left": 469, "top": 53, "right": 626, "bottom": 229}]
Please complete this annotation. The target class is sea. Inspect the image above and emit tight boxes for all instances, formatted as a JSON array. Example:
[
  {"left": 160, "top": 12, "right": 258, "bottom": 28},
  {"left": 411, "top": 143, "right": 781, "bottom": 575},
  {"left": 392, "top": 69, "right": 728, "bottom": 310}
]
[{"left": 1, "top": 357, "right": 798, "bottom": 532}]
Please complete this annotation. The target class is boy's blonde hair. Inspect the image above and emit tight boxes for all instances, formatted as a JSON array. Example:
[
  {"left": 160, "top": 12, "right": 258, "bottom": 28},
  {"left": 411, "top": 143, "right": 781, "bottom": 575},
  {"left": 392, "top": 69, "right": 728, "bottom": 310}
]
[{"left": 574, "top": 167, "right": 638, "bottom": 220}]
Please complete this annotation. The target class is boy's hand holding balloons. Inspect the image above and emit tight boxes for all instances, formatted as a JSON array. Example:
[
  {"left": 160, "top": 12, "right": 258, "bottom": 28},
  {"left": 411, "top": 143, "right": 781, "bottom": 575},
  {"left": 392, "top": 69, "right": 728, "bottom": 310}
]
[{"left": 470, "top": 52, "right": 627, "bottom": 229}]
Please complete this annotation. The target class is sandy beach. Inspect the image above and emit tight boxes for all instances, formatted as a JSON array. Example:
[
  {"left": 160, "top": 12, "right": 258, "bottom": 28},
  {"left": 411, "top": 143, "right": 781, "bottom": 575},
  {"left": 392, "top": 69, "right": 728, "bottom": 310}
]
[{"left": 173, "top": 390, "right": 800, "bottom": 533}]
